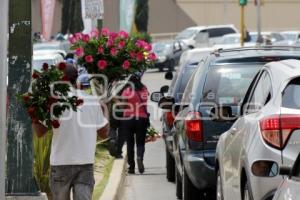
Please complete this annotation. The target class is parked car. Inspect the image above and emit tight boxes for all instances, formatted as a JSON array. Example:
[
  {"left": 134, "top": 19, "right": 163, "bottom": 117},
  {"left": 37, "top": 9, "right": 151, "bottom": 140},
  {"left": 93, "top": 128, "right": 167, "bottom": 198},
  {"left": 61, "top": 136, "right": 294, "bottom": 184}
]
[
  {"left": 151, "top": 48, "right": 212, "bottom": 182},
  {"left": 280, "top": 31, "right": 300, "bottom": 46},
  {"left": 175, "top": 25, "right": 238, "bottom": 48},
  {"left": 157, "top": 47, "right": 300, "bottom": 200},
  {"left": 250, "top": 32, "right": 286, "bottom": 45},
  {"left": 152, "top": 40, "right": 189, "bottom": 72},
  {"left": 34, "top": 49, "right": 67, "bottom": 58},
  {"left": 216, "top": 58, "right": 300, "bottom": 200},
  {"left": 213, "top": 33, "right": 256, "bottom": 49},
  {"left": 32, "top": 53, "right": 64, "bottom": 72},
  {"left": 33, "top": 41, "right": 71, "bottom": 54},
  {"left": 273, "top": 152, "right": 300, "bottom": 200}
]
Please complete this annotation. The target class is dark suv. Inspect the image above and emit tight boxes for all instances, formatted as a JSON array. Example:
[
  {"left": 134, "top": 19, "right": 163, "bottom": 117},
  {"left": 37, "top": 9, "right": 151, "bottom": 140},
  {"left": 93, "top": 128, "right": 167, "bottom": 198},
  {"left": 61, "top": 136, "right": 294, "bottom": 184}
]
[
  {"left": 158, "top": 47, "right": 300, "bottom": 200},
  {"left": 151, "top": 49, "right": 211, "bottom": 182}
]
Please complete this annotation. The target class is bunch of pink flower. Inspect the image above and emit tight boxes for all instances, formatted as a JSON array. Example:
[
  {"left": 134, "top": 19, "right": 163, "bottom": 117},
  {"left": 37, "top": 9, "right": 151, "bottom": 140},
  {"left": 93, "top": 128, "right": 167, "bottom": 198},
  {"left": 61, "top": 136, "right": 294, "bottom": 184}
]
[{"left": 69, "top": 28, "right": 156, "bottom": 82}]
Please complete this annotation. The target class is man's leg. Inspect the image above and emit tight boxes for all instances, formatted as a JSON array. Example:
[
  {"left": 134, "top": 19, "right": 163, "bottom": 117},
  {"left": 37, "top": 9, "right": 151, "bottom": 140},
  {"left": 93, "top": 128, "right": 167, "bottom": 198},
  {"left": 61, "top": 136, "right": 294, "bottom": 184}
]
[
  {"left": 73, "top": 165, "right": 95, "bottom": 200},
  {"left": 50, "top": 166, "right": 73, "bottom": 200}
]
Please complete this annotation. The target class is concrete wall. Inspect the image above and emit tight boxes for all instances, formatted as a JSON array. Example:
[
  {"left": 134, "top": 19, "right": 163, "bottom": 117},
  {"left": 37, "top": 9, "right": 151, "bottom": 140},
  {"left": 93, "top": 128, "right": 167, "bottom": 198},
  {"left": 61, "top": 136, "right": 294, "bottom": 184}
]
[{"left": 176, "top": 0, "right": 300, "bottom": 31}]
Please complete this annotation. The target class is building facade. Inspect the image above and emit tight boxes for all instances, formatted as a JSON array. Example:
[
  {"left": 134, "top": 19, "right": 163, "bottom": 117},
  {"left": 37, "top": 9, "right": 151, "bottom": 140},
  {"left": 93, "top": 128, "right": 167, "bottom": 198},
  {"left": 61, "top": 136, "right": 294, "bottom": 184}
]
[{"left": 32, "top": 0, "right": 300, "bottom": 36}]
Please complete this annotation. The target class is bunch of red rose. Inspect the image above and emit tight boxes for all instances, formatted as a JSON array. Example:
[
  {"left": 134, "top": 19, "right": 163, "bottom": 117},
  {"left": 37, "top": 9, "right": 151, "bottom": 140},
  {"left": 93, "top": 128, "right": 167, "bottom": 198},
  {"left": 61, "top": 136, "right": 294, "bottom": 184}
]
[
  {"left": 69, "top": 28, "right": 156, "bottom": 82},
  {"left": 21, "top": 62, "right": 83, "bottom": 129}
]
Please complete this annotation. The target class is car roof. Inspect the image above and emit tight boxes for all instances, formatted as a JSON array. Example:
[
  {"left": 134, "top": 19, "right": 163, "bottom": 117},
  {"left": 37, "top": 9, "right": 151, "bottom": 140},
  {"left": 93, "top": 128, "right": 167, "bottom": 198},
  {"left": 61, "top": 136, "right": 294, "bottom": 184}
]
[
  {"left": 211, "top": 46, "right": 300, "bottom": 63},
  {"left": 185, "top": 24, "right": 236, "bottom": 31},
  {"left": 266, "top": 59, "right": 300, "bottom": 82}
]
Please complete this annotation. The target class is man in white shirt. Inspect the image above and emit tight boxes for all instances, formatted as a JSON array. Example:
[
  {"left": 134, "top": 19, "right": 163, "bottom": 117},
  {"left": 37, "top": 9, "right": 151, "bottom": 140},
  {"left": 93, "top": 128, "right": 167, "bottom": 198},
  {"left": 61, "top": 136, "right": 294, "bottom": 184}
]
[{"left": 33, "top": 63, "right": 109, "bottom": 200}]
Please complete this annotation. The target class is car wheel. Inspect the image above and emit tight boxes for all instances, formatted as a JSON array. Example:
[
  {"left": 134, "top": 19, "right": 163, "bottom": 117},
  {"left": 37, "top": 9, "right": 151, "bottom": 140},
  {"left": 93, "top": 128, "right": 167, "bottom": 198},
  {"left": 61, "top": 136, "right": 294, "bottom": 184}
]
[
  {"left": 176, "top": 168, "right": 182, "bottom": 199},
  {"left": 159, "top": 66, "right": 164, "bottom": 72},
  {"left": 166, "top": 148, "right": 175, "bottom": 182},
  {"left": 182, "top": 167, "right": 202, "bottom": 200},
  {"left": 168, "top": 60, "right": 175, "bottom": 71},
  {"left": 243, "top": 181, "right": 253, "bottom": 200},
  {"left": 216, "top": 169, "right": 224, "bottom": 200}
]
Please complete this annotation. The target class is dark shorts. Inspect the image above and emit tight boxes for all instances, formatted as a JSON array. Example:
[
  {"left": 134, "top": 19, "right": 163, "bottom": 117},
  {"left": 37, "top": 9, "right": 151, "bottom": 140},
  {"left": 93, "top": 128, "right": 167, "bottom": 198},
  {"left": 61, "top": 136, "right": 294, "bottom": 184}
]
[{"left": 50, "top": 164, "right": 95, "bottom": 200}]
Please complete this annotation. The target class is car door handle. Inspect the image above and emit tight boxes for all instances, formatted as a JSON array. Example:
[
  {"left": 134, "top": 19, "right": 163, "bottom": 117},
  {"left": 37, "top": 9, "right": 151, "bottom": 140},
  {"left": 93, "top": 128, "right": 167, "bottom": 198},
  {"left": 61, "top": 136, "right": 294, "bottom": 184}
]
[{"left": 230, "top": 128, "right": 237, "bottom": 135}]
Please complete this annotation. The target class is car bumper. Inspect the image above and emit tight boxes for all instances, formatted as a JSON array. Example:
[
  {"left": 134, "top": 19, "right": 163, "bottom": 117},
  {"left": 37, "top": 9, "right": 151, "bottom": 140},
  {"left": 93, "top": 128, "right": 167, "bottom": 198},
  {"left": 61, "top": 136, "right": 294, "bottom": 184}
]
[{"left": 183, "top": 151, "right": 215, "bottom": 190}]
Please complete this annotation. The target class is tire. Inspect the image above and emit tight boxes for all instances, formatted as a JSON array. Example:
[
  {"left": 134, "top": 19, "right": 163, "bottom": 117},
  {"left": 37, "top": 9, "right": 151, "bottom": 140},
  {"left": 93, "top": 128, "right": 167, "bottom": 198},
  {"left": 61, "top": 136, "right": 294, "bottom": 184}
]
[
  {"left": 159, "top": 66, "right": 164, "bottom": 72},
  {"left": 168, "top": 60, "right": 175, "bottom": 71},
  {"left": 166, "top": 148, "right": 175, "bottom": 182},
  {"left": 176, "top": 168, "right": 182, "bottom": 199},
  {"left": 243, "top": 181, "right": 253, "bottom": 200},
  {"left": 182, "top": 168, "right": 202, "bottom": 200},
  {"left": 216, "top": 169, "right": 224, "bottom": 200}
]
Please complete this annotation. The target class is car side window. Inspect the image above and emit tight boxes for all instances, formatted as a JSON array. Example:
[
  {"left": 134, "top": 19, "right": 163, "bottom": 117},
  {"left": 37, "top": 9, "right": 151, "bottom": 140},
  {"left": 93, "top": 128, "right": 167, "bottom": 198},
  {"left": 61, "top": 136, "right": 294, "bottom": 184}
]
[
  {"left": 246, "top": 71, "right": 272, "bottom": 113},
  {"left": 181, "top": 71, "right": 196, "bottom": 104}
]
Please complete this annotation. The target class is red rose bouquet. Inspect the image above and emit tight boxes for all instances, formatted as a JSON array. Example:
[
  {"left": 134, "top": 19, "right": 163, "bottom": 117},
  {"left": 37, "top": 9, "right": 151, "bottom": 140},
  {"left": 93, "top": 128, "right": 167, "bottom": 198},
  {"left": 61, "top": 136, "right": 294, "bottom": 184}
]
[
  {"left": 69, "top": 28, "right": 156, "bottom": 83},
  {"left": 21, "top": 63, "right": 83, "bottom": 129}
]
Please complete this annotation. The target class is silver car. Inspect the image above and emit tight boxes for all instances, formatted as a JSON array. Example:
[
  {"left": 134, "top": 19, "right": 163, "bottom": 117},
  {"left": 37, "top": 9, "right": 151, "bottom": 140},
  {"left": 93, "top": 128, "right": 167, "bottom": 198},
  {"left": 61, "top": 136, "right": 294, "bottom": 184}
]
[
  {"left": 216, "top": 59, "right": 300, "bottom": 200},
  {"left": 273, "top": 153, "right": 300, "bottom": 200}
]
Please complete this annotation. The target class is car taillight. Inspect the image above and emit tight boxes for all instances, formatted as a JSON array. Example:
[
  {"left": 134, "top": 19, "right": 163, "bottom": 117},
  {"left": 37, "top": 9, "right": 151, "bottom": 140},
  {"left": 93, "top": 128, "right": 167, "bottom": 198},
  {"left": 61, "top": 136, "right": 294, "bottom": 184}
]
[
  {"left": 185, "top": 112, "right": 203, "bottom": 142},
  {"left": 260, "top": 114, "right": 300, "bottom": 150},
  {"left": 165, "top": 111, "right": 175, "bottom": 127}
]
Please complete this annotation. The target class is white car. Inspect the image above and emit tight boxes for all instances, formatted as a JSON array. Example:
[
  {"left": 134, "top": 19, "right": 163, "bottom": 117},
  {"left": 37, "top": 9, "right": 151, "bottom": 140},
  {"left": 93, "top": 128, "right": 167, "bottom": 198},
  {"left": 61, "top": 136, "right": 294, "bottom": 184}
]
[
  {"left": 213, "top": 33, "right": 256, "bottom": 49},
  {"left": 216, "top": 59, "right": 300, "bottom": 200},
  {"left": 280, "top": 31, "right": 300, "bottom": 46},
  {"left": 32, "top": 54, "right": 64, "bottom": 72},
  {"left": 175, "top": 25, "right": 238, "bottom": 48}
]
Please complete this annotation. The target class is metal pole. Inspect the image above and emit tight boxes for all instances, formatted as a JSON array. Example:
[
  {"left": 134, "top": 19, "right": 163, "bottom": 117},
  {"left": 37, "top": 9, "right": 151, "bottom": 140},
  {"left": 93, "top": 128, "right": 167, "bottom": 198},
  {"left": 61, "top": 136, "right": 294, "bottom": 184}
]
[
  {"left": 6, "top": 0, "right": 39, "bottom": 195},
  {"left": 240, "top": 5, "right": 245, "bottom": 47},
  {"left": 256, "top": 0, "right": 263, "bottom": 44},
  {"left": 0, "top": 0, "right": 9, "bottom": 198}
]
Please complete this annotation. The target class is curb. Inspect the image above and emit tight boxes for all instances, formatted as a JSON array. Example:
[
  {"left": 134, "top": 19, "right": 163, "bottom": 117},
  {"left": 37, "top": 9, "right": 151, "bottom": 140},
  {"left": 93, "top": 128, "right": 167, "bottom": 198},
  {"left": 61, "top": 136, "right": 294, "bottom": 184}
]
[{"left": 99, "top": 148, "right": 127, "bottom": 200}]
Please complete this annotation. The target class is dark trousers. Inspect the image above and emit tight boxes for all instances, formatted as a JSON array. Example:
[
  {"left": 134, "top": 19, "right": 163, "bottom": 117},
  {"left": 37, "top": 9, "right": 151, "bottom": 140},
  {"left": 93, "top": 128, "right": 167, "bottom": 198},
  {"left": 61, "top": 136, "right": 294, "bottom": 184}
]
[{"left": 120, "top": 118, "right": 148, "bottom": 169}]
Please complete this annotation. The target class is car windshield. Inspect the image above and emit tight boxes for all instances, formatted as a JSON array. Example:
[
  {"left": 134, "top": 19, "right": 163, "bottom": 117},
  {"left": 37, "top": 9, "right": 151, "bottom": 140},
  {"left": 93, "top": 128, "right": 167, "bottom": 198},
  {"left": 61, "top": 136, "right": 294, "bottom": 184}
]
[
  {"left": 282, "top": 33, "right": 298, "bottom": 41},
  {"left": 202, "top": 64, "right": 260, "bottom": 105},
  {"left": 34, "top": 43, "right": 61, "bottom": 51},
  {"left": 175, "top": 29, "right": 197, "bottom": 40},
  {"left": 153, "top": 43, "right": 172, "bottom": 55},
  {"left": 220, "top": 36, "right": 240, "bottom": 44}
]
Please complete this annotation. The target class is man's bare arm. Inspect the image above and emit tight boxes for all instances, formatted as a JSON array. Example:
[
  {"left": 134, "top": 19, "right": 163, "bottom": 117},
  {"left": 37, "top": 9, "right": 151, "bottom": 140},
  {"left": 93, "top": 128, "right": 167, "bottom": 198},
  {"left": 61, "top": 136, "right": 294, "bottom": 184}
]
[{"left": 97, "top": 123, "right": 109, "bottom": 139}]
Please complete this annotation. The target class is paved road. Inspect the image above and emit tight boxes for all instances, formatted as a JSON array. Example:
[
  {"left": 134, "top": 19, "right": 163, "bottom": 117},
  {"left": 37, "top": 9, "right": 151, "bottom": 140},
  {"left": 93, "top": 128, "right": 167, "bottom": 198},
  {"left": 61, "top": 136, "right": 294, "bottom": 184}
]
[{"left": 122, "top": 69, "right": 177, "bottom": 200}]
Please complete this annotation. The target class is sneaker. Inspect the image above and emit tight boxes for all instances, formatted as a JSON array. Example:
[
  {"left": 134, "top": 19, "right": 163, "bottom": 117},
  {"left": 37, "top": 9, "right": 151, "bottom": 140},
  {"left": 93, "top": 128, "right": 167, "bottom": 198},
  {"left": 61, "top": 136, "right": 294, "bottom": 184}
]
[{"left": 137, "top": 159, "right": 145, "bottom": 174}]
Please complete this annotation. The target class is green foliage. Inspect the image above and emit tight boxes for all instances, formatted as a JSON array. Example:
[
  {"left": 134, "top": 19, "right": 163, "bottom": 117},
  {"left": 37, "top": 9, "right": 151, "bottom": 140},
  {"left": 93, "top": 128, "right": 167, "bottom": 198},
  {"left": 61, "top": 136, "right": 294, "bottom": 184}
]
[
  {"left": 20, "top": 64, "right": 82, "bottom": 129},
  {"left": 33, "top": 131, "right": 52, "bottom": 196},
  {"left": 130, "top": 32, "right": 152, "bottom": 43},
  {"left": 135, "top": 0, "right": 149, "bottom": 32}
]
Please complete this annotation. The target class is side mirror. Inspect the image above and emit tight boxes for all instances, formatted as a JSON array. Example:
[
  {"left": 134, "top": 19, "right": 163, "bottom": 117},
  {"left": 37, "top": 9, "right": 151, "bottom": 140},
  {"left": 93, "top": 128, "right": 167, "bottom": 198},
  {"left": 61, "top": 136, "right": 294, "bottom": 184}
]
[
  {"left": 151, "top": 92, "right": 163, "bottom": 103},
  {"left": 160, "top": 85, "right": 169, "bottom": 93},
  {"left": 158, "top": 96, "right": 175, "bottom": 110},
  {"left": 210, "top": 106, "right": 236, "bottom": 121},
  {"left": 165, "top": 72, "right": 173, "bottom": 80},
  {"left": 279, "top": 166, "right": 292, "bottom": 176},
  {"left": 252, "top": 160, "right": 279, "bottom": 177}
]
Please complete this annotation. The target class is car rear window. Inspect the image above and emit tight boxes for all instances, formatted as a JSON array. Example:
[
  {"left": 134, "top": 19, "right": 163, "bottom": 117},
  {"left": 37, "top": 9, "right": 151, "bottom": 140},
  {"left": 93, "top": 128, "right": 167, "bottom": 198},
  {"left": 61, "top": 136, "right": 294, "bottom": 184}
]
[
  {"left": 202, "top": 64, "right": 260, "bottom": 105},
  {"left": 282, "top": 78, "right": 300, "bottom": 109}
]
